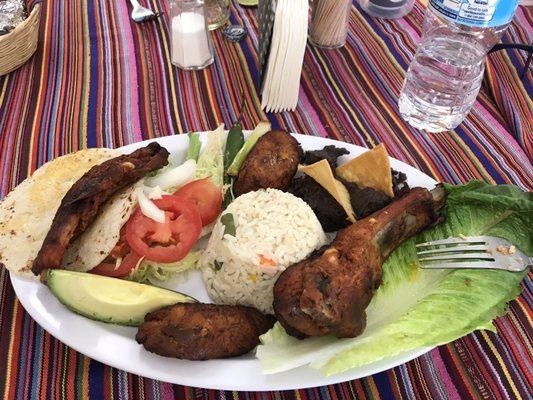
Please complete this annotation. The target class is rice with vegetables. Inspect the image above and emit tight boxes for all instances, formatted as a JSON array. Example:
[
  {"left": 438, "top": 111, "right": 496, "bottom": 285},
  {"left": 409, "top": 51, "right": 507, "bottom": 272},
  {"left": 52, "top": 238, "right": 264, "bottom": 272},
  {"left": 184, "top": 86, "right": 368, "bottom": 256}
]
[{"left": 201, "top": 189, "right": 327, "bottom": 314}]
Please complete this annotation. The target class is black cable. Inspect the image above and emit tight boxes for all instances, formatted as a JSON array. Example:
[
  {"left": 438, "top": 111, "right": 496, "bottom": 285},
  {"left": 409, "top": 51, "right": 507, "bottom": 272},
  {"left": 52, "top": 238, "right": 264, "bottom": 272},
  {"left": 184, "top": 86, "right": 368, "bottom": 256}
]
[{"left": 488, "top": 43, "right": 533, "bottom": 79}]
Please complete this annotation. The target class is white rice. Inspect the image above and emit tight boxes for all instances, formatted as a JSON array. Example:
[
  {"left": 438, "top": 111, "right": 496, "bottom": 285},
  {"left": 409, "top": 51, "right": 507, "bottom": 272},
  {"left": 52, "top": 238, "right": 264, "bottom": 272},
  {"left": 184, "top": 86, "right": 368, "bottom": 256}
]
[{"left": 201, "top": 188, "right": 327, "bottom": 314}]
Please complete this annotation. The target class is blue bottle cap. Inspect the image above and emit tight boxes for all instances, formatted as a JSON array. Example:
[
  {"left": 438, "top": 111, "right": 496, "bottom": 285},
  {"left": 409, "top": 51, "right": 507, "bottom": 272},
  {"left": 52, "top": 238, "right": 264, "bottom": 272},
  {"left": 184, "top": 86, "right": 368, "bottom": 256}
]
[{"left": 224, "top": 25, "right": 247, "bottom": 42}]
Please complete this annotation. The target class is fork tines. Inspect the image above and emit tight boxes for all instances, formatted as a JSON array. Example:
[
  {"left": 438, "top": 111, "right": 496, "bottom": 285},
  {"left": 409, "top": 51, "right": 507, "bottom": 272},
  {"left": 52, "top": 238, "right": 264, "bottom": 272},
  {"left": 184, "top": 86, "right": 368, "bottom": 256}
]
[
  {"left": 416, "top": 236, "right": 529, "bottom": 271},
  {"left": 416, "top": 237, "right": 495, "bottom": 267},
  {"left": 139, "top": 12, "right": 161, "bottom": 22},
  {"left": 415, "top": 236, "right": 487, "bottom": 247}
]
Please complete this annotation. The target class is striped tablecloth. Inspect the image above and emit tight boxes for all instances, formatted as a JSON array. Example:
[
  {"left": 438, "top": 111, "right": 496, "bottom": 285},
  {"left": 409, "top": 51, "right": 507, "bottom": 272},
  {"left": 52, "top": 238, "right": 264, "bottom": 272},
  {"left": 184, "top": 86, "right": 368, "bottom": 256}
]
[{"left": 1, "top": 1, "right": 531, "bottom": 399}]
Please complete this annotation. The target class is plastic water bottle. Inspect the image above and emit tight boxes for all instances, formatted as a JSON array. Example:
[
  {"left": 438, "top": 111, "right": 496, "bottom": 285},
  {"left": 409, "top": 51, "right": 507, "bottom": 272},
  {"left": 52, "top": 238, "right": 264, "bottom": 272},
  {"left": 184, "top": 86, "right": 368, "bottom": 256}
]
[{"left": 398, "top": 0, "right": 519, "bottom": 133}]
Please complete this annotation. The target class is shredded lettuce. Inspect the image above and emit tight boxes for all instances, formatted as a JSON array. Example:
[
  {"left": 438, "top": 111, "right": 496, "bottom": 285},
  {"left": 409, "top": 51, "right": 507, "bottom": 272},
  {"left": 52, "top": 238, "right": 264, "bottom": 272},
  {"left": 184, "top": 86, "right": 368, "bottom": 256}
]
[
  {"left": 195, "top": 124, "right": 226, "bottom": 187},
  {"left": 186, "top": 133, "right": 201, "bottom": 161},
  {"left": 256, "top": 181, "right": 531, "bottom": 376},
  {"left": 127, "top": 251, "right": 202, "bottom": 283}
]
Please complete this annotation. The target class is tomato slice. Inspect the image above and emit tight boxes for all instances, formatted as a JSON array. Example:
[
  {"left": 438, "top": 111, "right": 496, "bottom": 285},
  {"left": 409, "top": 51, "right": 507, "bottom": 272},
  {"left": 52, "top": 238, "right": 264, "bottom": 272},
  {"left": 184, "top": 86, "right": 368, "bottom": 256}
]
[
  {"left": 174, "top": 177, "right": 222, "bottom": 226},
  {"left": 90, "top": 251, "right": 142, "bottom": 278},
  {"left": 125, "top": 195, "right": 202, "bottom": 263}
]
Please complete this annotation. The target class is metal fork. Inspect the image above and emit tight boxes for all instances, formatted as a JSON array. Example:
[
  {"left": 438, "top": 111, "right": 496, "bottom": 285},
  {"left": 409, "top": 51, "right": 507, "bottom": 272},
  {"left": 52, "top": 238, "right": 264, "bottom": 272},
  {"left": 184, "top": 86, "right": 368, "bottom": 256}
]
[
  {"left": 129, "top": 0, "right": 161, "bottom": 23},
  {"left": 416, "top": 236, "right": 532, "bottom": 272}
]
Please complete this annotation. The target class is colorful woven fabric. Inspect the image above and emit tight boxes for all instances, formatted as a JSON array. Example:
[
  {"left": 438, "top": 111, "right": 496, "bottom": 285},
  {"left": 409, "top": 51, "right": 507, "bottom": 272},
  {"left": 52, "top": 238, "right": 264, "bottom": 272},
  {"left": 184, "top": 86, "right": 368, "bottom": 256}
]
[{"left": 0, "top": 0, "right": 532, "bottom": 399}]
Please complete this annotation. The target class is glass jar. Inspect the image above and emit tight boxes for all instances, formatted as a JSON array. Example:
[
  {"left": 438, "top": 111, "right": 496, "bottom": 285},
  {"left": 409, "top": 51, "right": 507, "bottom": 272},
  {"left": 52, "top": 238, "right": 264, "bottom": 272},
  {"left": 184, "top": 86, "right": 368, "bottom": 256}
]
[
  {"left": 358, "top": 0, "right": 414, "bottom": 19},
  {"left": 205, "top": 0, "right": 229, "bottom": 30},
  {"left": 169, "top": 0, "right": 214, "bottom": 70},
  {"left": 309, "top": 0, "right": 352, "bottom": 49}
]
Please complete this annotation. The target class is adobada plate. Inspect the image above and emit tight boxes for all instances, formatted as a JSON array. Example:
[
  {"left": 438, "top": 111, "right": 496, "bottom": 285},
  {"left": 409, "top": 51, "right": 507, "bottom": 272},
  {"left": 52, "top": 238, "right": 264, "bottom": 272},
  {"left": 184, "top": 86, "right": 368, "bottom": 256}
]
[{"left": 10, "top": 133, "right": 436, "bottom": 391}]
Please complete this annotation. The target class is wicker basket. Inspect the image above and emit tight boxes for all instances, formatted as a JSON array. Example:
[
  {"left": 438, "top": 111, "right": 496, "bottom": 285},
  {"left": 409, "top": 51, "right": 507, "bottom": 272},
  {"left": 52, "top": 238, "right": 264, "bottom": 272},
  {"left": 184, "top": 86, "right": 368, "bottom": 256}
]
[{"left": 0, "top": 3, "right": 41, "bottom": 76}]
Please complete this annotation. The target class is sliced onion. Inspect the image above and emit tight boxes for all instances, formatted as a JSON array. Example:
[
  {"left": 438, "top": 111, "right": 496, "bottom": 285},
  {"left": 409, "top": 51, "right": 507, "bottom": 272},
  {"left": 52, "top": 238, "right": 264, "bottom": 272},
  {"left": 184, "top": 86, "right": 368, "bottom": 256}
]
[
  {"left": 136, "top": 186, "right": 165, "bottom": 223},
  {"left": 114, "top": 256, "right": 123, "bottom": 271},
  {"left": 200, "top": 221, "right": 216, "bottom": 238},
  {"left": 134, "top": 256, "right": 145, "bottom": 270},
  {"left": 145, "top": 159, "right": 196, "bottom": 191},
  {"left": 145, "top": 185, "right": 164, "bottom": 200}
]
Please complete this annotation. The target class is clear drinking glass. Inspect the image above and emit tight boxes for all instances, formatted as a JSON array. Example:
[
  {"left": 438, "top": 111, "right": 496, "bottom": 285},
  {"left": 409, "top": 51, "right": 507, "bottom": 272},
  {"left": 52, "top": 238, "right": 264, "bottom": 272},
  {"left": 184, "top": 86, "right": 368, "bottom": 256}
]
[
  {"left": 309, "top": 0, "right": 352, "bottom": 49},
  {"left": 205, "top": 0, "right": 229, "bottom": 30},
  {"left": 170, "top": 0, "right": 214, "bottom": 70}
]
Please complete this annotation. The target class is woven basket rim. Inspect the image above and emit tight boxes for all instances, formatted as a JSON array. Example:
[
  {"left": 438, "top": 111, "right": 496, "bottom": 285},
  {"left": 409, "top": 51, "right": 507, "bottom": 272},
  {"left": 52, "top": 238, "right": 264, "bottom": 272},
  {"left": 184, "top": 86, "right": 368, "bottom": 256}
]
[{"left": 0, "top": 3, "right": 41, "bottom": 44}]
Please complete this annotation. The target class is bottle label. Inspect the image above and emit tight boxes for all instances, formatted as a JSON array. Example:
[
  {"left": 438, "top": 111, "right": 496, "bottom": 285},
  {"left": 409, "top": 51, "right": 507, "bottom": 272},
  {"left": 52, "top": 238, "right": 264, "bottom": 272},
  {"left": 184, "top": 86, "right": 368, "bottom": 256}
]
[{"left": 429, "top": 0, "right": 519, "bottom": 27}]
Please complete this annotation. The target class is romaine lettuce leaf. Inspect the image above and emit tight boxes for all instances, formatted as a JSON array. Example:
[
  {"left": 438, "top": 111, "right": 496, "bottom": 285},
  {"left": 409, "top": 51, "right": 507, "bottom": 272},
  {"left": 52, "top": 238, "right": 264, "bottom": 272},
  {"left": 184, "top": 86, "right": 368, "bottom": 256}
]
[
  {"left": 256, "top": 181, "right": 531, "bottom": 376},
  {"left": 195, "top": 124, "right": 226, "bottom": 187}
]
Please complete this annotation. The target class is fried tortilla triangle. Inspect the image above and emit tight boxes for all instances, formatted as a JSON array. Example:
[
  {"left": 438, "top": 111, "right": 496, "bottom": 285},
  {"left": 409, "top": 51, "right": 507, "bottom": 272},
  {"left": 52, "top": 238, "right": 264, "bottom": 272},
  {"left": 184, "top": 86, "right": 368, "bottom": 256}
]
[
  {"left": 336, "top": 143, "right": 394, "bottom": 198},
  {"left": 299, "top": 159, "right": 356, "bottom": 223}
]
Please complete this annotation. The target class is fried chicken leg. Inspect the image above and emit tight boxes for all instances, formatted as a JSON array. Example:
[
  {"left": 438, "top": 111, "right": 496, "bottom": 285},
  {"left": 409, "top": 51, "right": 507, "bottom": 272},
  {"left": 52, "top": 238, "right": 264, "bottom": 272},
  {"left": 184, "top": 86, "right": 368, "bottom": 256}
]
[
  {"left": 136, "top": 303, "right": 276, "bottom": 360},
  {"left": 273, "top": 185, "right": 446, "bottom": 339},
  {"left": 32, "top": 143, "right": 169, "bottom": 275}
]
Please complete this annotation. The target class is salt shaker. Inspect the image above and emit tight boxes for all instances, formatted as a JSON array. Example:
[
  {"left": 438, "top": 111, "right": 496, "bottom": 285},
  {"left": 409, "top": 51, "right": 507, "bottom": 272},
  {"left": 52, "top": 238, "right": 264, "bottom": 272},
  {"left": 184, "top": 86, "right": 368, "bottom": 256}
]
[{"left": 170, "top": 0, "right": 214, "bottom": 70}]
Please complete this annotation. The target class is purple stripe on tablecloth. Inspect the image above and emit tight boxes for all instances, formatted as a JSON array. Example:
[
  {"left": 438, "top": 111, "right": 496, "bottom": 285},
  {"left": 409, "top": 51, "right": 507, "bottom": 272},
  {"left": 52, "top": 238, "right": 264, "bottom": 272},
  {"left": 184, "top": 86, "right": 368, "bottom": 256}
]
[
  {"left": 431, "top": 349, "right": 461, "bottom": 399},
  {"left": 115, "top": 0, "right": 142, "bottom": 142}
]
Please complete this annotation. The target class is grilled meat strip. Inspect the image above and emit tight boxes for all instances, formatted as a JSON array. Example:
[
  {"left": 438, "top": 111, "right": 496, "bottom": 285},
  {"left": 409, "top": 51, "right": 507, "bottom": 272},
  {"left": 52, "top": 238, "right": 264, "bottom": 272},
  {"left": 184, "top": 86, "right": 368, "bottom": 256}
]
[
  {"left": 233, "top": 130, "right": 300, "bottom": 197},
  {"left": 273, "top": 185, "right": 446, "bottom": 339},
  {"left": 32, "top": 143, "right": 169, "bottom": 275},
  {"left": 136, "top": 303, "right": 276, "bottom": 360}
]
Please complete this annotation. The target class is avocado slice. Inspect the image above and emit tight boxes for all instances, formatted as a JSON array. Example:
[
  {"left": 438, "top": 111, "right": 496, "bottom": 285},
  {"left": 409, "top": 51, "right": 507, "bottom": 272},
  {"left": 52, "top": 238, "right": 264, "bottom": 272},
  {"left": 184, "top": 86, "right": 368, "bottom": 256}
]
[{"left": 45, "top": 270, "right": 196, "bottom": 326}]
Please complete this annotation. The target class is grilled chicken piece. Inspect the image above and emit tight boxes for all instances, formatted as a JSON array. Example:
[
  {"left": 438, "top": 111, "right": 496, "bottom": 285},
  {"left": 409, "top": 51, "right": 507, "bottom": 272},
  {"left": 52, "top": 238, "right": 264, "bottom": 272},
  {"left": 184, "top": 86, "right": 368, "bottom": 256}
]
[
  {"left": 274, "top": 186, "right": 446, "bottom": 339},
  {"left": 233, "top": 130, "right": 300, "bottom": 197},
  {"left": 136, "top": 303, "right": 276, "bottom": 360},
  {"left": 32, "top": 143, "right": 169, "bottom": 275}
]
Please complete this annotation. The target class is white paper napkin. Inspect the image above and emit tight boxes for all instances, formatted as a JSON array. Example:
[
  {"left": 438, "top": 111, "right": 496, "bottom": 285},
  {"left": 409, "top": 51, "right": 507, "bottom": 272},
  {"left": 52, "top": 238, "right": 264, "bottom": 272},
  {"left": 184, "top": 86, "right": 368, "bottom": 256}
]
[{"left": 261, "top": 0, "right": 309, "bottom": 113}]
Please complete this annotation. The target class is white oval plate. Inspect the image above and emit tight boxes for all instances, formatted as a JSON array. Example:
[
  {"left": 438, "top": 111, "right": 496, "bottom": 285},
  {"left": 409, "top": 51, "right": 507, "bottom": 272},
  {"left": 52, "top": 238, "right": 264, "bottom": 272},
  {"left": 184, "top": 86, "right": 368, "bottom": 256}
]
[{"left": 10, "top": 133, "right": 437, "bottom": 391}]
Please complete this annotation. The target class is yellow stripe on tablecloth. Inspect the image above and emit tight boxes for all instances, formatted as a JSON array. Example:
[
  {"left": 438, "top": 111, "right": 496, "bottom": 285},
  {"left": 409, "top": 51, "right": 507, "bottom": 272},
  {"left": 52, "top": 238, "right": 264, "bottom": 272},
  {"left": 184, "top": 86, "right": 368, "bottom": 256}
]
[
  {"left": 81, "top": 0, "right": 91, "bottom": 149},
  {"left": 366, "top": 375, "right": 381, "bottom": 398},
  {"left": 2, "top": 298, "right": 19, "bottom": 400},
  {"left": 0, "top": 75, "right": 9, "bottom": 105},
  {"left": 82, "top": 356, "right": 90, "bottom": 399},
  {"left": 480, "top": 331, "right": 521, "bottom": 399}
]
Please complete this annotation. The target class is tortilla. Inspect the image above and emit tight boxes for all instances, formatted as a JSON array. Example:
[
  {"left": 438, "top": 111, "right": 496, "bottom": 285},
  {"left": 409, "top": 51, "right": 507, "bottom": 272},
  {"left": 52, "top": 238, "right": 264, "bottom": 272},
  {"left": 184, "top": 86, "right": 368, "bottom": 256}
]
[
  {"left": 299, "top": 160, "right": 356, "bottom": 223},
  {"left": 336, "top": 144, "right": 394, "bottom": 198},
  {"left": 61, "top": 181, "right": 141, "bottom": 272},
  {"left": 0, "top": 148, "right": 119, "bottom": 278}
]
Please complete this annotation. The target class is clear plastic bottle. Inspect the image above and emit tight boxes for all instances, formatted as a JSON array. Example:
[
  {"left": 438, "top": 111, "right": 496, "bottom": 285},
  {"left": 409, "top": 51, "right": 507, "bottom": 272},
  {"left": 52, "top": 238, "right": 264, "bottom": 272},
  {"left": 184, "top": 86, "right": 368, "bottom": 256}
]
[{"left": 398, "top": 0, "right": 519, "bottom": 133}]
